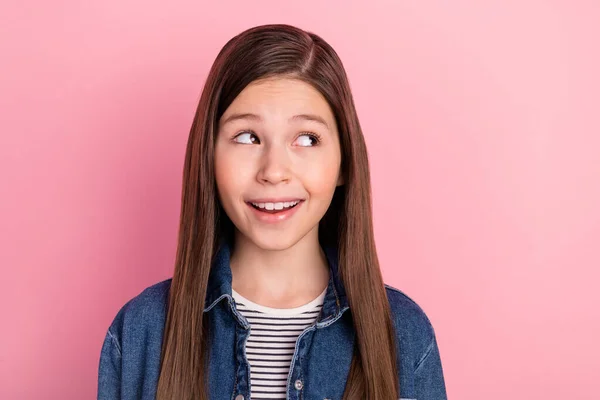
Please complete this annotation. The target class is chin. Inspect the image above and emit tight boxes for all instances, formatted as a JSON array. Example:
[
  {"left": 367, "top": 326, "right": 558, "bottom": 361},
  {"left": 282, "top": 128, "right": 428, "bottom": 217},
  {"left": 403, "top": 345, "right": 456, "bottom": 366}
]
[
  {"left": 242, "top": 230, "right": 305, "bottom": 252},
  {"left": 252, "top": 237, "right": 298, "bottom": 252}
]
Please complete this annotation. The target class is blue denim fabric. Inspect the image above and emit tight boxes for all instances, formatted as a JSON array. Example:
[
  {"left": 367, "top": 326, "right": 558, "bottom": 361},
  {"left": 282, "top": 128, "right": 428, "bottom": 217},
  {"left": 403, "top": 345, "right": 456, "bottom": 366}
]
[{"left": 98, "top": 240, "right": 447, "bottom": 399}]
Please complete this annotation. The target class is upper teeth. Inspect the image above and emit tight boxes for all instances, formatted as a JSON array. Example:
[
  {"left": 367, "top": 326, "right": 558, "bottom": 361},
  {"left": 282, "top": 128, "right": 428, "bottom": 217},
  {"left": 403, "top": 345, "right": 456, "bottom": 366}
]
[{"left": 251, "top": 201, "right": 300, "bottom": 210}]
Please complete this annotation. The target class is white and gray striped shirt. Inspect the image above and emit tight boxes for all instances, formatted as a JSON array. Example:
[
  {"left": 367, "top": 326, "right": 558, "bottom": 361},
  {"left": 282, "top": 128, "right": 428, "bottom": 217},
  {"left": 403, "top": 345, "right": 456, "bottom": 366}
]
[{"left": 231, "top": 287, "right": 327, "bottom": 399}]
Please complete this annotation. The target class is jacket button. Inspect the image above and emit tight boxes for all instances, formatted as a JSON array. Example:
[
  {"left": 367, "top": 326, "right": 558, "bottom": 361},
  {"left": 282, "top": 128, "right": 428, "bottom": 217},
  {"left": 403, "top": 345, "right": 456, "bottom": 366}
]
[
  {"left": 294, "top": 379, "right": 303, "bottom": 390},
  {"left": 235, "top": 395, "right": 244, "bottom": 400}
]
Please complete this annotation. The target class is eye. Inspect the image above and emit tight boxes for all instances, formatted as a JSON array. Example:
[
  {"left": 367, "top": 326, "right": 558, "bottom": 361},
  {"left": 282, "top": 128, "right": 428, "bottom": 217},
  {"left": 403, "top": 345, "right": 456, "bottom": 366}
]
[
  {"left": 233, "top": 131, "right": 259, "bottom": 144},
  {"left": 232, "top": 131, "right": 321, "bottom": 146},
  {"left": 295, "top": 133, "right": 321, "bottom": 147}
]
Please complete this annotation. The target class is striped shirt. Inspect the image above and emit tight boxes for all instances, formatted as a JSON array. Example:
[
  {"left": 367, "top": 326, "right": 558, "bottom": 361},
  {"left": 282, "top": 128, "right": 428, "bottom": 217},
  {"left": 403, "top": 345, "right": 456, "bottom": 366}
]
[{"left": 231, "top": 287, "right": 327, "bottom": 399}]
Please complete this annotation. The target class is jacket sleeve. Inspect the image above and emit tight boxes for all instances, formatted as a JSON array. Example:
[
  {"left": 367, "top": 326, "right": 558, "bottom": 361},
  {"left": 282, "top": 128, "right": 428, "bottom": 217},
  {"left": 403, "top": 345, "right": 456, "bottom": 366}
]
[
  {"left": 414, "top": 332, "right": 448, "bottom": 399},
  {"left": 97, "top": 328, "right": 122, "bottom": 400}
]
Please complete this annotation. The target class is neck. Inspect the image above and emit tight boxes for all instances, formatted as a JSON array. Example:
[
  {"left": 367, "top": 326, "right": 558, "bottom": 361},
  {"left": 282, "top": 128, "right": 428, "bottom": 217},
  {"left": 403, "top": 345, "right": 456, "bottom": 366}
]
[{"left": 229, "top": 230, "right": 330, "bottom": 308}]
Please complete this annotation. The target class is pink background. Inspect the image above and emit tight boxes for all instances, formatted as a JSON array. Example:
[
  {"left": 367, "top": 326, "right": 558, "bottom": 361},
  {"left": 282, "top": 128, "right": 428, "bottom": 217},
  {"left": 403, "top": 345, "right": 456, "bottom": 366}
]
[{"left": 1, "top": 1, "right": 599, "bottom": 399}]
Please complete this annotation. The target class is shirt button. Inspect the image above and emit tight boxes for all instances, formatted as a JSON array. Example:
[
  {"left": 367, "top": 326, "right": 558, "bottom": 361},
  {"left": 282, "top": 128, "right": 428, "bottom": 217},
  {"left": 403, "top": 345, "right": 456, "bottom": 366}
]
[
  {"left": 235, "top": 395, "right": 244, "bottom": 400},
  {"left": 294, "top": 379, "right": 303, "bottom": 390}
]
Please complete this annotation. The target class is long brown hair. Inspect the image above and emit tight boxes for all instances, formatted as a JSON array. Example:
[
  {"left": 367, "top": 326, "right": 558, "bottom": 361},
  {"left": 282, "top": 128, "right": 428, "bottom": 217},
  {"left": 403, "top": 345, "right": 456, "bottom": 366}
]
[{"left": 157, "top": 24, "right": 399, "bottom": 399}]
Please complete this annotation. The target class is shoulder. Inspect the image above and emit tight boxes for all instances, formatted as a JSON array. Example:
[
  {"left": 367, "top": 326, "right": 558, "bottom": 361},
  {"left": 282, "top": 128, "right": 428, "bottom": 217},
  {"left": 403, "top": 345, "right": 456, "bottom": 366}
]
[
  {"left": 99, "top": 279, "right": 173, "bottom": 392},
  {"left": 384, "top": 283, "right": 435, "bottom": 333},
  {"left": 107, "top": 278, "right": 172, "bottom": 339},
  {"left": 384, "top": 283, "right": 438, "bottom": 364}
]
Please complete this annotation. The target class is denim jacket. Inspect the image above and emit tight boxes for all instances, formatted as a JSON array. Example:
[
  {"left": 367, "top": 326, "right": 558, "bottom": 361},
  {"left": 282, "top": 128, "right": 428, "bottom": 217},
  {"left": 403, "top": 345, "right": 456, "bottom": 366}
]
[{"left": 98, "top": 241, "right": 447, "bottom": 399}]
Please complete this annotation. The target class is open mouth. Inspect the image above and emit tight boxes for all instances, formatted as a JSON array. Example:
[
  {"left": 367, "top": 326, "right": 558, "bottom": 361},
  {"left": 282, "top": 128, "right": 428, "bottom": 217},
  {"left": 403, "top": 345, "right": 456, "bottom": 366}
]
[{"left": 246, "top": 200, "right": 304, "bottom": 214}]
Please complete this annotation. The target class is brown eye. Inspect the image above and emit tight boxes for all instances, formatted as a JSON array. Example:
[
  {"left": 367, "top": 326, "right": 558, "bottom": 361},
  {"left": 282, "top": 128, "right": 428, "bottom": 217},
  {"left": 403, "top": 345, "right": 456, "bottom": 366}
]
[
  {"left": 234, "top": 131, "right": 259, "bottom": 144},
  {"left": 295, "top": 133, "right": 320, "bottom": 147}
]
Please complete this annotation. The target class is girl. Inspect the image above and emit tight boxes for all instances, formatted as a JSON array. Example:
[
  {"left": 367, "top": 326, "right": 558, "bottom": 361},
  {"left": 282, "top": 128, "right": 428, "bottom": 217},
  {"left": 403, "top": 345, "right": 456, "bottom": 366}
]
[{"left": 98, "top": 24, "right": 447, "bottom": 400}]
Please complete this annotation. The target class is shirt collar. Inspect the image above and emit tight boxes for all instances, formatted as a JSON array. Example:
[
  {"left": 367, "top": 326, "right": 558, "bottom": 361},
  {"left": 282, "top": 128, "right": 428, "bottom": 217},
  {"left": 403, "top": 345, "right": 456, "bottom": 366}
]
[{"left": 203, "top": 237, "right": 350, "bottom": 324}]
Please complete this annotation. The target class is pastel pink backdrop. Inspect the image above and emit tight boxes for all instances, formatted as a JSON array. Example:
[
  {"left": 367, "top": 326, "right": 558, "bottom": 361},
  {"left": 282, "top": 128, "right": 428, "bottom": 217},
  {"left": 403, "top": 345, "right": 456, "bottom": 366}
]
[{"left": 1, "top": 1, "right": 599, "bottom": 399}]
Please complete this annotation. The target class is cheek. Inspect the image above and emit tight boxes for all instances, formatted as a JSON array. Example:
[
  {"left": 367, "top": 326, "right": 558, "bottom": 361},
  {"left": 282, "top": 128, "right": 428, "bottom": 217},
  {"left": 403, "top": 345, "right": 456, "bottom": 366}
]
[
  {"left": 301, "top": 158, "right": 340, "bottom": 197},
  {"left": 214, "top": 150, "right": 252, "bottom": 201},
  {"left": 214, "top": 149, "right": 236, "bottom": 201}
]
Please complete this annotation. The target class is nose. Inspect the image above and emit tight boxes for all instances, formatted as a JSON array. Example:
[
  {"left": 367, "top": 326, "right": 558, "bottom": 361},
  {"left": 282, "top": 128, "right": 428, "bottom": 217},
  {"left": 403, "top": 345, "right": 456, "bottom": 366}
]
[{"left": 256, "top": 142, "right": 291, "bottom": 184}]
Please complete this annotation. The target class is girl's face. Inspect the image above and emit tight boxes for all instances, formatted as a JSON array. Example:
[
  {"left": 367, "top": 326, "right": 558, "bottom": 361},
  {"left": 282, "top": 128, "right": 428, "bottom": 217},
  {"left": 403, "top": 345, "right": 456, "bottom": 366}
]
[{"left": 215, "top": 77, "right": 343, "bottom": 251}]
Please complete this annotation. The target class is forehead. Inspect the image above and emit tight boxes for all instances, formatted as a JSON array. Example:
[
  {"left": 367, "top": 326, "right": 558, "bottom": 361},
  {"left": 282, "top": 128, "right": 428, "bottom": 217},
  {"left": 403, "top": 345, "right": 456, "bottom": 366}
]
[{"left": 220, "top": 77, "right": 335, "bottom": 123}]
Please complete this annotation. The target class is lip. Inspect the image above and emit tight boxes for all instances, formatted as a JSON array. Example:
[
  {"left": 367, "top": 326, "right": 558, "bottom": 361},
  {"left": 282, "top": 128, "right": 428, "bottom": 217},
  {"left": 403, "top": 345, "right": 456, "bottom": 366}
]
[
  {"left": 245, "top": 199, "right": 304, "bottom": 224},
  {"left": 246, "top": 197, "right": 305, "bottom": 203}
]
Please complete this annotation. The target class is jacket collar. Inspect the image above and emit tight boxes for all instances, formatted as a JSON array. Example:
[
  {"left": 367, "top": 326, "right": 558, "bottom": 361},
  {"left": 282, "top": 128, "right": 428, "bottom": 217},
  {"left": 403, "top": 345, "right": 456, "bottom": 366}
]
[{"left": 203, "top": 237, "right": 350, "bottom": 325}]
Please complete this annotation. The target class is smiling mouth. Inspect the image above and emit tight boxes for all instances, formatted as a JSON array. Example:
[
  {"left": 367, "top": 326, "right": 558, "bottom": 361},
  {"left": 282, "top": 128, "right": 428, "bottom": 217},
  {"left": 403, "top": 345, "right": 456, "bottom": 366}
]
[{"left": 246, "top": 200, "right": 304, "bottom": 214}]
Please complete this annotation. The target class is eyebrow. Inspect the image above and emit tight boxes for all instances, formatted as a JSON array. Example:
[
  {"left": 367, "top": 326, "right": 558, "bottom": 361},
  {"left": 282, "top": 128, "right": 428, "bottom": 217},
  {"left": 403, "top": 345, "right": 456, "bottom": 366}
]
[{"left": 220, "top": 112, "right": 331, "bottom": 130}]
